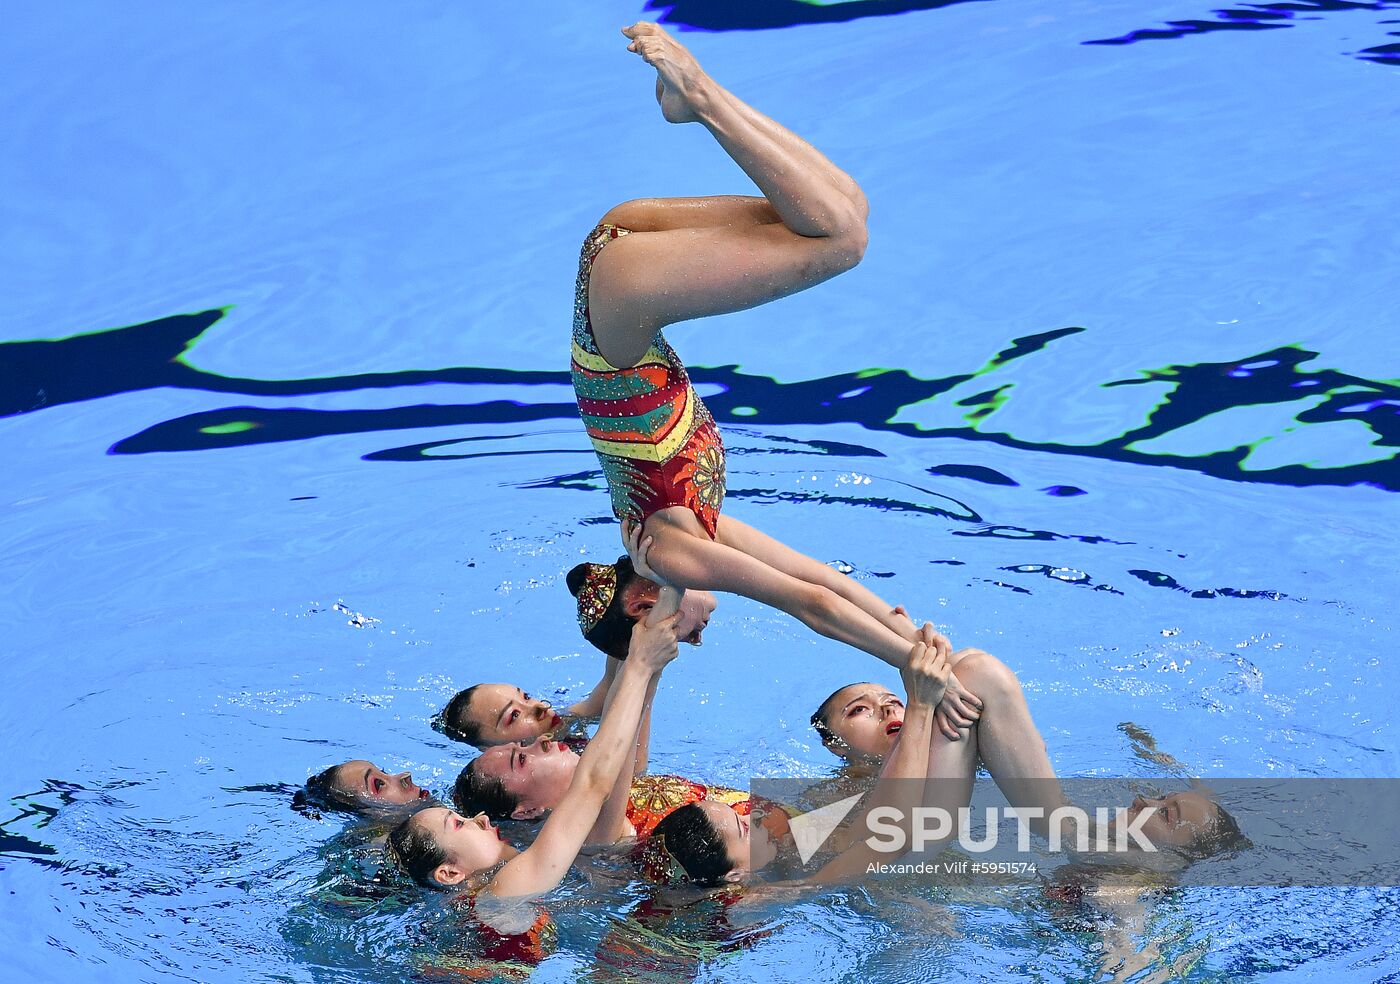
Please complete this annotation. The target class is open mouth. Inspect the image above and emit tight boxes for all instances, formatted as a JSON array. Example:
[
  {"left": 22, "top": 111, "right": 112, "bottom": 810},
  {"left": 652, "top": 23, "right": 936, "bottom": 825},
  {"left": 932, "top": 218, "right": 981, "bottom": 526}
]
[
  {"left": 886, "top": 721, "right": 903, "bottom": 736},
  {"left": 418, "top": 788, "right": 429, "bottom": 799},
  {"left": 550, "top": 712, "right": 562, "bottom": 729}
]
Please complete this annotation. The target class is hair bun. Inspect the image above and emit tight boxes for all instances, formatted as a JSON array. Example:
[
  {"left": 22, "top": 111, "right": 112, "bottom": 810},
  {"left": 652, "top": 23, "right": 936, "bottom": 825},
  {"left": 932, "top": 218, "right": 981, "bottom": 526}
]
[{"left": 566, "top": 563, "right": 591, "bottom": 597}]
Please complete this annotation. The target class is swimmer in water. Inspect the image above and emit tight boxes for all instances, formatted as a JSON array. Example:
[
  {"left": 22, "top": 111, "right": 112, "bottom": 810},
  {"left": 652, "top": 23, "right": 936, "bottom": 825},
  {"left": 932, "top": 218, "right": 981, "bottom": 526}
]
[
  {"left": 567, "top": 22, "right": 981, "bottom": 735},
  {"left": 437, "top": 682, "right": 581, "bottom": 748},
  {"left": 385, "top": 608, "right": 682, "bottom": 925},
  {"left": 297, "top": 759, "right": 435, "bottom": 816}
]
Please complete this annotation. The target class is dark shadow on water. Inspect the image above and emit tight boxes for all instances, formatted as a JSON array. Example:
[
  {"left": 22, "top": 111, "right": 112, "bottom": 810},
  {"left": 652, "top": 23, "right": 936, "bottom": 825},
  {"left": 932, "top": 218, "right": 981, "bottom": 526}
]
[
  {"left": 1084, "top": 0, "right": 1400, "bottom": 68},
  {"left": 3, "top": 310, "right": 1397, "bottom": 493},
  {"left": 638, "top": 0, "right": 1400, "bottom": 68},
  {"left": 644, "top": 0, "right": 986, "bottom": 32}
]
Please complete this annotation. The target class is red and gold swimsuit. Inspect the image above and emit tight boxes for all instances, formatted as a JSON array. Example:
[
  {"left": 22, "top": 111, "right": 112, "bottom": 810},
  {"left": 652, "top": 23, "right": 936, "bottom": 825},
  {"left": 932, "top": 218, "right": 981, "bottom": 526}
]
[
  {"left": 624, "top": 773, "right": 749, "bottom": 840},
  {"left": 425, "top": 891, "right": 555, "bottom": 981},
  {"left": 571, "top": 223, "right": 727, "bottom": 539}
]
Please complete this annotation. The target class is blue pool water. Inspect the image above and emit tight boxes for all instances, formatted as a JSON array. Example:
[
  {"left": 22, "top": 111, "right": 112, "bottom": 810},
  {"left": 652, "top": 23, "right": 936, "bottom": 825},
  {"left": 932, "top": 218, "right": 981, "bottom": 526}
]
[{"left": 3, "top": 1, "right": 1398, "bottom": 981}]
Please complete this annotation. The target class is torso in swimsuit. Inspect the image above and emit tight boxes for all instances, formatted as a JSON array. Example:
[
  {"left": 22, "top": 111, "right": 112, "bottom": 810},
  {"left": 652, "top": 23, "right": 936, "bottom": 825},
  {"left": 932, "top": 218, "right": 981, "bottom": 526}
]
[
  {"left": 439, "top": 890, "right": 555, "bottom": 978},
  {"left": 570, "top": 222, "right": 727, "bottom": 540}
]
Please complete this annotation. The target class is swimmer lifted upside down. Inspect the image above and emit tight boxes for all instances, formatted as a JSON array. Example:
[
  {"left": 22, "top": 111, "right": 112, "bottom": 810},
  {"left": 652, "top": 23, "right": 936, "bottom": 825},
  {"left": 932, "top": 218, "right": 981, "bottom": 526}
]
[{"left": 569, "top": 23, "right": 981, "bottom": 733}]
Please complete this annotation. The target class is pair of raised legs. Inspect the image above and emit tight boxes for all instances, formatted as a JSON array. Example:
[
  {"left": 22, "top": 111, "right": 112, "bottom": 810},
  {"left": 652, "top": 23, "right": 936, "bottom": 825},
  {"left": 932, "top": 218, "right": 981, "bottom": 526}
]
[{"left": 592, "top": 24, "right": 981, "bottom": 727}]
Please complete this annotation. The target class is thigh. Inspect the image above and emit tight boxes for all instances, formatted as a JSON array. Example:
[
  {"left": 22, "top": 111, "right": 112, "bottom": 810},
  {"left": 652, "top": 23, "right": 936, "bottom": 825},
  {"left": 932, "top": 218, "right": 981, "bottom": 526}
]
[{"left": 600, "top": 196, "right": 780, "bottom": 233}]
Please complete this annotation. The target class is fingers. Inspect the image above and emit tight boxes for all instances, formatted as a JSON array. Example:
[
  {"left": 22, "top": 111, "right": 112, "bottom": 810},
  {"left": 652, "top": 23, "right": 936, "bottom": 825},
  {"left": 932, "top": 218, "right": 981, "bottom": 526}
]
[
  {"left": 953, "top": 677, "right": 983, "bottom": 712},
  {"left": 935, "top": 708, "right": 961, "bottom": 742},
  {"left": 939, "top": 697, "right": 976, "bottom": 728}
]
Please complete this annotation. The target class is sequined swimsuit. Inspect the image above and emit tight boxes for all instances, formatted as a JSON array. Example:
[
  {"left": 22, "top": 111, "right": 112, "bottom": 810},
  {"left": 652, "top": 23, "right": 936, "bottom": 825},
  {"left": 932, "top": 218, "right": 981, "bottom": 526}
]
[
  {"left": 571, "top": 223, "right": 727, "bottom": 539},
  {"left": 624, "top": 774, "right": 748, "bottom": 840}
]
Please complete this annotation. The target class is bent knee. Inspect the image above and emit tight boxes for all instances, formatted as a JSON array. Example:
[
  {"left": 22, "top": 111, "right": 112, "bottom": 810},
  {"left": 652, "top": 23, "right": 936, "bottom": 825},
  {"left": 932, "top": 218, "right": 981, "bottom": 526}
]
[
  {"left": 834, "top": 219, "right": 868, "bottom": 271},
  {"left": 951, "top": 649, "right": 1020, "bottom": 699},
  {"left": 598, "top": 198, "right": 673, "bottom": 233}
]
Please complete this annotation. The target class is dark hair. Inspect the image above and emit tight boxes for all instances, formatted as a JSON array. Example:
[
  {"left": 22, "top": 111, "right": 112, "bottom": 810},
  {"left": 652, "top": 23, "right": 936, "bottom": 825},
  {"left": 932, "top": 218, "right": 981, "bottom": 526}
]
[
  {"left": 1176, "top": 802, "right": 1251, "bottom": 862},
  {"left": 438, "top": 685, "right": 483, "bottom": 745},
  {"left": 454, "top": 760, "right": 522, "bottom": 821},
  {"left": 387, "top": 814, "right": 449, "bottom": 887},
  {"left": 294, "top": 764, "right": 362, "bottom": 815},
  {"left": 567, "top": 555, "right": 640, "bottom": 659},
  {"left": 651, "top": 803, "right": 734, "bottom": 886}
]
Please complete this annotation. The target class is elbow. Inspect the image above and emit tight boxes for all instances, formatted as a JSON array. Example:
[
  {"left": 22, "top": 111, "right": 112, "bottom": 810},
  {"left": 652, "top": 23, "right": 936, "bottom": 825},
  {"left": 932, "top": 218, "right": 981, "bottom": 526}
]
[{"left": 800, "top": 583, "right": 845, "bottom": 631}]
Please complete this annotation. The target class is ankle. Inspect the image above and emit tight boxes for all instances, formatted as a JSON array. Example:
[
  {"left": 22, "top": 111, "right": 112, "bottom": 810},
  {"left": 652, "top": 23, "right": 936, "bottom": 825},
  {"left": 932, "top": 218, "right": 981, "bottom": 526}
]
[{"left": 690, "top": 80, "right": 731, "bottom": 125}]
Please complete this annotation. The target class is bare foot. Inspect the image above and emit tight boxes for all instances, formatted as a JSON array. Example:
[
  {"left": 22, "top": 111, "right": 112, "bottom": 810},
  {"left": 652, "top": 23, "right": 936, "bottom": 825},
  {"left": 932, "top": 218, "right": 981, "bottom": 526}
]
[{"left": 622, "top": 22, "right": 711, "bottom": 124}]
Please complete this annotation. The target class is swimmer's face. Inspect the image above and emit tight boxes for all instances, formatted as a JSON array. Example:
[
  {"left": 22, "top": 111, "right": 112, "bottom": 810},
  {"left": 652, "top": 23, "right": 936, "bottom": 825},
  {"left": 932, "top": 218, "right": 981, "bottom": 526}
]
[
  {"left": 625, "top": 579, "right": 717, "bottom": 646},
  {"left": 331, "top": 760, "right": 431, "bottom": 810},
  {"left": 472, "top": 738, "right": 581, "bottom": 819},
  {"left": 459, "top": 684, "right": 564, "bottom": 747},
  {"left": 1115, "top": 791, "right": 1224, "bottom": 852},
  {"left": 694, "top": 800, "right": 784, "bottom": 882},
  {"left": 817, "top": 684, "right": 904, "bottom": 760},
  {"left": 408, "top": 807, "right": 518, "bottom": 886}
]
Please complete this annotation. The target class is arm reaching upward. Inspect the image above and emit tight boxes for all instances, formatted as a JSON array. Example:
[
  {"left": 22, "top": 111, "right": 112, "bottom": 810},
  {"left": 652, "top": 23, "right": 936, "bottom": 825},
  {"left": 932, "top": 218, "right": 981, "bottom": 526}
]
[
  {"left": 813, "top": 627, "right": 949, "bottom": 882},
  {"left": 483, "top": 613, "right": 681, "bottom": 901},
  {"left": 586, "top": 662, "right": 664, "bottom": 846}
]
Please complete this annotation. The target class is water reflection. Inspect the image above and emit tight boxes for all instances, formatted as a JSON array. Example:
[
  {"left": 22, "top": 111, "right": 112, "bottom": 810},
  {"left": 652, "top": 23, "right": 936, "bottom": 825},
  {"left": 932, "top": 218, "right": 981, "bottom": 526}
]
[
  {"left": 3, "top": 311, "right": 1396, "bottom": 491},
  {"left": 643, "top": 0, "right": 985, "bottom": 32},
  {"left": 1085, "top": 0, "right": 1400, "bottom": 68}
]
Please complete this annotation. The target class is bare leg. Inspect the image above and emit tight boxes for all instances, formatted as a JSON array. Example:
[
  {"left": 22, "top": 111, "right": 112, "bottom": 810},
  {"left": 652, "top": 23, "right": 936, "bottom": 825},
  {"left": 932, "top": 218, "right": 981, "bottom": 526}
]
[
  {"left": 708, "top": 86, "right": 868, "bottom": 220},
  {"left": 624, "top": 23, "right": 863, "bottom": 241},
  {"left": 590, "top": 27, "right": 870, "bottom": 363},
  {"left": 947, "top": 650, "right": 1075, "bottom": 840},
  {"left": 600, "top": 195, "right": 781, "bottom": 233}
]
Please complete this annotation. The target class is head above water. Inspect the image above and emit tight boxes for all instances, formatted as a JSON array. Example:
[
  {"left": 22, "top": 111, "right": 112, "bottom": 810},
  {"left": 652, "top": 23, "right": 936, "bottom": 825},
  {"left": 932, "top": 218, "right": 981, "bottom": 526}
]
[
  {"left": 651, "top": 800, "right": 785, "bottom": 887},
  {"left": 455, "top": 738, "right": 582, "bottom": 821},
  {"left": 299, "top": 759, "right": 432, "bottom": 816},
  {"left": 439, "top": 684, "right": 564, "bottom": 748},
  {"left": 811, "top": 682, "right": 905, "bottom": 761},
  {"left": 387, "top": 806, "right": 520, "bottom": 888},
  {"left": 1115, "top": 790, "right": 1249, "bottom": 859},
  {"left": 567, "top": 555, "right": 716, "bottom": 658}
]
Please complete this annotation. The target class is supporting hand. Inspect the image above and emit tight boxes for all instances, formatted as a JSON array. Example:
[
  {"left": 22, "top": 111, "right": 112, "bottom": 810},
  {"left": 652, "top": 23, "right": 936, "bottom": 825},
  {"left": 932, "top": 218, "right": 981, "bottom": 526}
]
[
  {"left": 900, "top": 629, "right": 951, "bottom": 710},
  {"left": 912, "top": 623, "right": 981, "bottom": 739},
  {"left": 621, "top": 518, "right": 671, "bottom": 587},
  {"left": 627, "top": 610, "right": 682, "bottom": 674}
]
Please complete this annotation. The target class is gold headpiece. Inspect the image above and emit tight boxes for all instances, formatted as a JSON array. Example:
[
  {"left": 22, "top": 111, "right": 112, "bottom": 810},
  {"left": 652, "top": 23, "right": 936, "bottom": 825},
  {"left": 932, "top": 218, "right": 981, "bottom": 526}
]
[{"left": 575, "top": 563, "right": 618, "bottom": 636}]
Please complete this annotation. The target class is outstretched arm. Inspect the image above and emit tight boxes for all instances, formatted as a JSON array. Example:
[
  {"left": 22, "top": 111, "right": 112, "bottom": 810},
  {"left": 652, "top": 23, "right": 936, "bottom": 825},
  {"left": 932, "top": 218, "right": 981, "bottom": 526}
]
[
  {"left": 586, "top": 662, "right": 664, "bottom": 846},
  {"left": 484, "top": 614, "right": 680, "bottom": 900}
]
